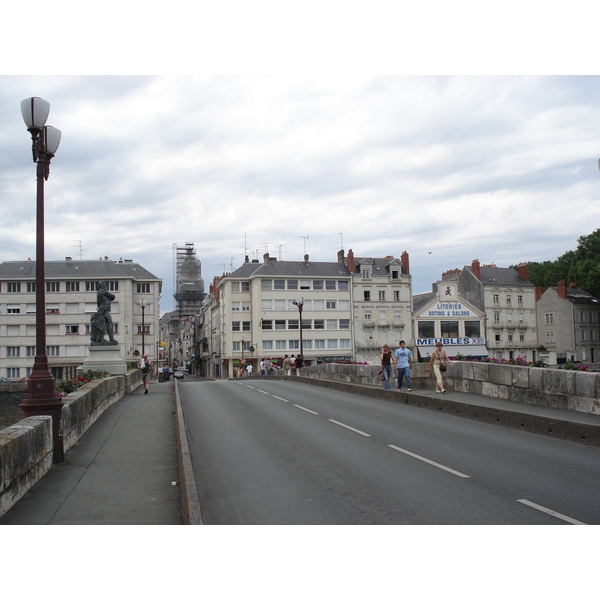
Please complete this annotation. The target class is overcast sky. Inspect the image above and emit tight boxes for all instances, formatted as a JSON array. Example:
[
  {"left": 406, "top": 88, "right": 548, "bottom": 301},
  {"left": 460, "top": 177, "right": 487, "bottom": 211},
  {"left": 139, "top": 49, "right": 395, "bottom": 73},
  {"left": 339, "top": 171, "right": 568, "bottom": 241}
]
[
  {"left": 2, "top": 5, "right": 599, "bottom": 320},
  {"left": 2, "top": 74, "right": 598, "bottom": 315}
]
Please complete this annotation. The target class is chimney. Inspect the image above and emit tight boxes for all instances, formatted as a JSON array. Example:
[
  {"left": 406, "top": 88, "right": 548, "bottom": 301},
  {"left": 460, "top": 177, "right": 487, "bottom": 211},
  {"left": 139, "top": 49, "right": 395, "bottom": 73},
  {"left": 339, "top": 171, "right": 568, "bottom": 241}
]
[
  {"left": 471, "top": 259, "right": 481, "bottom": 279},
  {"left": 263, "top": 253, "right": 270, "bottom": 264},
  {"left": 535, "top": 286, "right": 543, "bottom": 302},
  {"left": 65, "top": 257, "right": 72, "bottom": 261},
  {"left": 347, "top": 249, "right": 355, "bottom": 273},
  {"left": 304, "top": 254, "right": 309, "bottom": 264},
  {"left": 337, "top": 249, "right": 345, "bottom": 263},
  {"left": 517, "top": 262, "right": 529, "bottom": 281},
  {"left": 245, "top": 255, "right": 249, "bottom": 264},
  {"left": 557, "top": 281, "right": 567, "bottom": 299},
  {"left": 401, "top": 251, "right": 409, "bottom": 275}
]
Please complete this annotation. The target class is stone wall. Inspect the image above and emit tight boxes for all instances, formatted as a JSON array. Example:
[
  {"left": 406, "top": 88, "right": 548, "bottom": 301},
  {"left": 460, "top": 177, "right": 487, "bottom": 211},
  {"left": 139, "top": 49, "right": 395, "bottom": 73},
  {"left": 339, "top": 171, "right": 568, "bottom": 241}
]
[
  {"left": 0, "top": 370, "right": 142, "bottom": 518},
  {"left": 295, "top": 362, "right": 600, "bottom": 415}
]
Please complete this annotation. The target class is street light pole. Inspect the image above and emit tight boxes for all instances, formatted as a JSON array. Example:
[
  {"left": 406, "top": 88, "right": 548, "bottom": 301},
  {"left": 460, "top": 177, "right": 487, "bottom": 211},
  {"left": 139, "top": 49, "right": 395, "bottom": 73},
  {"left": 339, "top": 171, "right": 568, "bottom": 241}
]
[
  {"left": 293, "top": 297, "right": 304, "bottom": 358},
  {"left": 20, "top": 97, "right": 64, "bottom": 463},
  {"left": 140, "top": 299, "right": 147, "bottom": 356}
]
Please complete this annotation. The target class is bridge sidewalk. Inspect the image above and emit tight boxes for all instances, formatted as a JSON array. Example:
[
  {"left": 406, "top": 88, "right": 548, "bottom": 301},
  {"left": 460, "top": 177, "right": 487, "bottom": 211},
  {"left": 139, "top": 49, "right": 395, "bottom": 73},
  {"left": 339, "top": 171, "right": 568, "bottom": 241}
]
[{"left": 0, "top": 381, "right": 181, "bottom": 525}]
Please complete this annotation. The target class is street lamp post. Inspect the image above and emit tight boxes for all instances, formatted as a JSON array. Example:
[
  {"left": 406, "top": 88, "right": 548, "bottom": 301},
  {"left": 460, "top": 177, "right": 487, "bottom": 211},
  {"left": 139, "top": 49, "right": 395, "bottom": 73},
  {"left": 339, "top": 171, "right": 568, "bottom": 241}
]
[
  {"left": 20, "top": 97, "right": 63, "bottom": 463},
  {"left": 293, "top": 297, "right": 305, "bottom": 358},
  {"left": 140, "top": 299, "right": 147, "bottom": 356}
]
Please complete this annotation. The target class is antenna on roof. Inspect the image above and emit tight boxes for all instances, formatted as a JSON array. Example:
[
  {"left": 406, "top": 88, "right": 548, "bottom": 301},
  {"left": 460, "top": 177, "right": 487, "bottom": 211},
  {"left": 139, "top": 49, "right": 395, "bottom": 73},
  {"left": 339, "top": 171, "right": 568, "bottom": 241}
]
[
  {"left": 335, "top": 232, "right": 343, "bottom": 250},
  {"left": 299, "top": 236, "right": 309, "bottom": 256},
  {"left": 71, "top": 240, "right": 83, "bottom": 260}
]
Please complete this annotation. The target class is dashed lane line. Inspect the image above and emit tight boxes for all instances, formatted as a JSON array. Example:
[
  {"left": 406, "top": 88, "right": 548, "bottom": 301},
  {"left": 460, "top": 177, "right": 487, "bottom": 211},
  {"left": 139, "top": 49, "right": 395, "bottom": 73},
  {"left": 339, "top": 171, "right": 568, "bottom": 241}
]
[
  {"left": 328, "top": 419, "right": 371, "bottom": 437},
  {"left": 388, "top": 445, "right": 470, "bottom": 478},
  {"left": 517, "top": 499, "right": 587, "bottom": 525},
  {"left": 294, "top": 404, "right": 319, "bottom": 415},
  {"left": 272, "top": 395, "right": 289, "bottom": 403}
]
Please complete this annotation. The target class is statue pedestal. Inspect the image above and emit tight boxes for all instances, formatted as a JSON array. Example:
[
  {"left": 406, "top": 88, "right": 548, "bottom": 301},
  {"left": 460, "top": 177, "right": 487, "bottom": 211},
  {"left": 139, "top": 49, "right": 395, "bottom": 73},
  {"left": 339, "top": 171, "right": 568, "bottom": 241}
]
[{"left": 81, "top": 344, "right": 127, "bottom": 376}]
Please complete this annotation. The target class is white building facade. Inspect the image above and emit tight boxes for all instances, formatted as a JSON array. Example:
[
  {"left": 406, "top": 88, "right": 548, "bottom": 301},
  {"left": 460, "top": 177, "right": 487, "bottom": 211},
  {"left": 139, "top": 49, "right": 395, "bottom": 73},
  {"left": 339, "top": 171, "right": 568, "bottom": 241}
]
[{"left": 0, "top": 258, "right": 161, "bottom": 381}]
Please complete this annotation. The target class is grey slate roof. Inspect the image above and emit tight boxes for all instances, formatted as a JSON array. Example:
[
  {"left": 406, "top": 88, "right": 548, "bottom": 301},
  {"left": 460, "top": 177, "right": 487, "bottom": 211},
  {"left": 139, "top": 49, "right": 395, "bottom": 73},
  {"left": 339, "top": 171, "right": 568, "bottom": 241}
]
[
  {"left": 552, "top": 286, "right": 600, "bottom": 305},
  {"left": 0, "top": 260, "right": 161, "bottom": 282},
  {"left": 412, "top": 292, "right": 436, "bottom": 313},
  {"left": 351, "top": 257, "right": 403, "bottom": 275},
  {"left": 226, "top": 260, "right": 351, "bottom": 280},
  {"left": 466, "top": 266, "right": 535, "bottom": 287}
]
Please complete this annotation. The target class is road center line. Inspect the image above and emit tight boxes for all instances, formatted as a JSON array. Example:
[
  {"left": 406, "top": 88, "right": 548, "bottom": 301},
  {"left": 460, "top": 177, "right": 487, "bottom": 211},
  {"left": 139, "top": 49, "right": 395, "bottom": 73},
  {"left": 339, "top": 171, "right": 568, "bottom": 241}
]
[
  {"left": 294, "top": 404, "right": 319, "bottom": 415},
  {"left": 245, "top": 385, "right": 255, "bottom": 389},
  {"left": 257, "top": 389, "right": 270, "bottom": 395},
  {"left": 517, "top": 499, "right": 587, "bottom": 525},
  {"left": 272, "top": 395, "right": 289, "bottom": 403},
  {"left": 329, "top": 419, "right": 371, "bottom": 437},
  {"left": 388, "top": 445, "right": 470, "bottom": 478}
]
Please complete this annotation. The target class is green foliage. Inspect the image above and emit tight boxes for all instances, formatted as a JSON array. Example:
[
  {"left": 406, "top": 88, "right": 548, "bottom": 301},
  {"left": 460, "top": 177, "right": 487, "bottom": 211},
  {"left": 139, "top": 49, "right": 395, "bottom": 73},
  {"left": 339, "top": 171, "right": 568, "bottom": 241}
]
[{"left": 513, "top": 229, "right": 600, "bottom": 298}]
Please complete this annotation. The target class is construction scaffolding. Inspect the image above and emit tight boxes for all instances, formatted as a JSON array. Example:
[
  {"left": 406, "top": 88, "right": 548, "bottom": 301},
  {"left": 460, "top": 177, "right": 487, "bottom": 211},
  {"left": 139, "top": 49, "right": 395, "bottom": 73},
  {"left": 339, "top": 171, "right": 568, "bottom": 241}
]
[{"left": 172, "top": 242, "right": 206, "bottom": 315}]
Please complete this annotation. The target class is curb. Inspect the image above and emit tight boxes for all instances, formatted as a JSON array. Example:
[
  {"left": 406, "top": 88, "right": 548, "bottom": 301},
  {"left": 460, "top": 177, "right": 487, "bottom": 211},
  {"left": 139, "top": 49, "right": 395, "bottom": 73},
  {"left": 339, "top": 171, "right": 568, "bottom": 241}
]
[{"left": 173, "top": 380, "right": 203, "bottom": 525}]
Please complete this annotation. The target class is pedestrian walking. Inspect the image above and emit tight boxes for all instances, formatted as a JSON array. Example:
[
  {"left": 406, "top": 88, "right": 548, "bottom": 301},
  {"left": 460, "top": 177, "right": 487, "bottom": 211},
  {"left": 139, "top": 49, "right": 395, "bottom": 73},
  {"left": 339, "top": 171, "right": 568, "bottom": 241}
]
[
  {"left": 283, "top": 354, "right": 291, "bottom": 375},
  {"left": 393, "top": 340, "right": 412, "bottom": 391},
  {"left": 379, "top": 344, "right": 393, "bottom": 390},
  {"left": 138, "top": 354, "right": 153, "bottom": 394},
  {"left": 426, "top": 342, "right": 452, "bottom": 393}
]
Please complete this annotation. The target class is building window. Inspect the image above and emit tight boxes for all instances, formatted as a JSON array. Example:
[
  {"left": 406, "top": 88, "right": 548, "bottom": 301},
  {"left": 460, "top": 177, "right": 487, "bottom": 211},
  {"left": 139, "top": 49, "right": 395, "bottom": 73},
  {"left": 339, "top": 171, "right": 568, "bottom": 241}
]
[
  {"left": 493, "top": 294, "right": 499, "bottom": 304},
  {"left": 288, "top": 320, "right": 299, "bottom": 330},
  {"left": 7, "top": 368, "right": 20, "bottom": 379},
  {"left": 379, "top": 290, "right": 386, "bottom": 302},
  {"left": 340, "top": 339, "right": 350, "bottom": 349},
  {"left": 464, "top": 321, "right": 481, "bottom": 337},
  {"left": 441, "top": 321, "right": 459, "bottom": 338},
  {"left": 313, "top": 319, "right": 324, "bottom": 329},
  {"left": 300, "top": 281, "right": 311, "bottom": 290},
  {"left": 262, "top": 340, "right": 273, "bottom": 350},
  {"left": 46, "top": 281, "right": 59, "bottom": 292},
  {"left": 508, "top": 333, "right": 513, "bottom": 341},
  {"left": 338, "top": 281, "right": 349, "bottom": 291},
  {"left": 86, "top": 281, "right": 119, "bottom": 292},
  {"left": 302, "top": 339, "right": 312, "bottom": 350},
  {"left": 287, "top": 280, "right": 298, "bottom": 290},
  {"left": 262, "top": 320, "right": 273, "bottom": 330},
  {"left": 242, "top": 302, "right": 251, "bottom": 312},
  {"left": 363, "top": 290, "right": 371, "bottom": 301},
  {"left": 46, "top": 346, "right": 60, "bottom": 356},
  {"left": 137, "top": 283, "right": 150, "bottom": 293},
  {"left": 232, "top": 341, "right": 240, "bottom": 352},
  {"left": 581, "top": 329, "right": 587, "bottom": 341},
  {"left": 580, "top": 311, "right": 586, "bottom": 323},
  {"left": 46, "top": 304, "right": 60, "bottom": 314},
  {"left": 546, "top": 331, "right": 555, "bottom": 343},
  {"left": 494, "top": 312, "right": 500, "bottom": 325},
  {"left": 518, "top": 295, "right": 523, "bottom": 306},
  {"left": 301, "top": 320, "right": 311, "bottom": 330},
  {"left": 275, "top": 340, "right": 286, "bottom": 350},
  {"left": 274, "top": 280, "right": 285, "bottom": 290},
  {"left": 7, "top": 305, "right": 20, "bottom": 314},
  {"left": 242, "top": 321, "right": 251, "bottom": 332},
  {"left": 391, "top": 270, "right": 399, "bottom": 280},
  {"left": 507, "top": 312, "right": 513, "bottom": 322},
  {"left": 6, "top": 347, "right": 20, "bottom": 357},
  {"left": 7, "top": 282, "right": 21, "bottom": 293},
  {"left": 314, "top": 339, "right": 325, "bottom": 349},
  {"left": 519, "top": 333, "right": 524, "bottom": 342},
  {"left": 418, "top": 321, "right": 435, "bottom": 338},
  {"left": 545, "top": 313, "right": 555, "bottom": 325},
  {"left": 393, "top": 290, "right": 400, "bottom": 302},
  {"left": 339, "top": 319, "right": 350, "bottom": 330},
  {"left": 261, "top": 280, "right": 272, "bottom": 290},
  {"left": 326, "top": 301, "right": 337, "bottom": 310},
  {"left": 66, "top": 325, "right": 79, "bottom": 335},
  {"left": 506, "top": 296, "right": 512, "bottom": 306},
  {"left": 364, "top": 311, "right": 372, "bottom": 321},
  {"left": 313, "top": 280, "right": 323, "bottom": 290},
  {"left": 137, "top": 325, "right": 150, "bottom": 334},
  {"left": 361, "top": 268, "right": 371, "bottom": 279},
  {"left": 495, "top": 334, "right": 501, "bottom": 342},
  {"left": 232, "top": 321, "right": 240, "bottom": 331},
  {"left": 26, "top": 346, "right": 36, "bottom": 357},
  {"left": 326, "top": 280, "right": 336, "bottom": 291},
  {"left": 241, "top": 282, "right": 250, "bottom": 292},
  {"left": 326, "top": 319, "right": 337, "bottom": 330},
  {"left": 275, "top": 320, "right": 286, "bottom": 330},
  {"left": 27, "top": 282, "right": 36, "bottom": 293},
  {"left": 288, "top": 340, "right": 299, "bottom": 350},
  {"left": 66, "top": 281, "right": 80, "bottom": 292}
]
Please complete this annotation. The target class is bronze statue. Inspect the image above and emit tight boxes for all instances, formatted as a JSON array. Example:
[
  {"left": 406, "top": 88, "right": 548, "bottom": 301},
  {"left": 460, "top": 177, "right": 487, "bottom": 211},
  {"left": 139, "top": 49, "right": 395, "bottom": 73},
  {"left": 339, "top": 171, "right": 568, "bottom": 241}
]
[{"left": 90, "top": 281, "right": 117, "bottom": 344}]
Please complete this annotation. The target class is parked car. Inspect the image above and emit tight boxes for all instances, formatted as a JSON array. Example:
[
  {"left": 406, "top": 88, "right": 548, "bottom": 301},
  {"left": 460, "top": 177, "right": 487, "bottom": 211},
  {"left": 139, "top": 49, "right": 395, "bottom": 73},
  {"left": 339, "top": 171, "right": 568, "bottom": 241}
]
[
  {"left": 173, "top": 370, "right": 184, "bottom": 380},
  {"left": 0, "top": 376, "right": 9, "bottom": 382}
]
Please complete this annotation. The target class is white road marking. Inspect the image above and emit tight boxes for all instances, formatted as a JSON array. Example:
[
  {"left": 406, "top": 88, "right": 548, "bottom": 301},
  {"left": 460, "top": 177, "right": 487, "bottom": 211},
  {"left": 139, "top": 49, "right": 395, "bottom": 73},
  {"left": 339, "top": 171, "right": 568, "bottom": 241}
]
[
  {"left": 272, "top": 395, "right": 289, "bottom": 403},
  {"left": 257, "top": 389, "right": 270, "bottom": 395},
  {"left": 294, "top": 404, "right": 319, "bottom": 415},
  {"left": 517, "top": 499, "right": 587, "bottom": 525},
  {"left": 329, "top": 419, "right": 371, "bottom": 437},
  {"left": 388, "top": 445, "right": 470, "bottom": 478},
  {"left": 245, "top": 385, "right": 255, "bottom": 389}
]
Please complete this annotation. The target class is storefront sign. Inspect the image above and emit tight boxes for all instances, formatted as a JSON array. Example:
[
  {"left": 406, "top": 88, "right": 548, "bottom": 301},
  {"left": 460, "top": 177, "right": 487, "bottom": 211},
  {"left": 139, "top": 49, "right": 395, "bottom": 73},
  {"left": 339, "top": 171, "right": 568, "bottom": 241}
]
[{"left": 426, "top": 303, "right": 474, "bottom": 318}]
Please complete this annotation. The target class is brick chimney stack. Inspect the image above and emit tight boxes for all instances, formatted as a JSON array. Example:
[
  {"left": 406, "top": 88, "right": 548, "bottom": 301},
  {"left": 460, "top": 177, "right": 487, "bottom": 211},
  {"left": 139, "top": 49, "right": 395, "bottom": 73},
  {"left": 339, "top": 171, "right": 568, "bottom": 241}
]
[
  {"left": 557, "top": 281, "right": 567, "bottom": 299},
  {"left": 535, "top": 287, "right": 543, "bottom": 302},
  {"left": 401, "top": 251, "right": 409, "bottom": 274},
  {"left": 471, "top": 259, "right": 481, "bottom": 279},
  {"left": 347, "top": 249, "right": 355, "bottom": 273},
  {"left": 517, "top": 262, "right": 529, "bottom": 281},
  {"left": 337, "top": 249, "right": 345, "bottom": 263}
]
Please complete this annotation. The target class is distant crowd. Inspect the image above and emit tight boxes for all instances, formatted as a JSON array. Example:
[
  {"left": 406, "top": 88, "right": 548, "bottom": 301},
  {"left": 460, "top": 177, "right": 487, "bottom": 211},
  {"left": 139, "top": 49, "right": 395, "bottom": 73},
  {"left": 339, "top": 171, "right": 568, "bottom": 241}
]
[{"left": 235, "top": 354, "right": 305, "bottom": 378}]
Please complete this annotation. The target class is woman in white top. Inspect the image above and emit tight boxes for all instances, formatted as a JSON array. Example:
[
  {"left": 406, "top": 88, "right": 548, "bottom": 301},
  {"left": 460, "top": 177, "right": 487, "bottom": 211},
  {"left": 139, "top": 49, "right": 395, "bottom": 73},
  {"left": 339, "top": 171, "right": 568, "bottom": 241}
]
[{"left": 426, "top": 342, "right": 452, "bottom": 393}]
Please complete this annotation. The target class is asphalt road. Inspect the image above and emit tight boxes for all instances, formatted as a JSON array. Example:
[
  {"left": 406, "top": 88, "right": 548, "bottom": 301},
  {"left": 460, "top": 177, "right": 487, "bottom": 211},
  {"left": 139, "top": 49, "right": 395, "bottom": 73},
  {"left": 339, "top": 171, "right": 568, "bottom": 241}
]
[{"left": 179, "top": 378, "right": 600, "bottom": 525}]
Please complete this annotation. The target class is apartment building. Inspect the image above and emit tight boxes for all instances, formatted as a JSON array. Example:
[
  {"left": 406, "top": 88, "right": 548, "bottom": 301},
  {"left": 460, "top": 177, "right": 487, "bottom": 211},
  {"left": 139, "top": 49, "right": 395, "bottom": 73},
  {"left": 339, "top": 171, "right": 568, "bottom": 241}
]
[
  {"left": 217, "top": 253, "right": 353, "bottom": 378},
  {"left": 0, "top": 258, "right": 162, "bottom": 381},
  {"left": 458, "top": 260, "right": 539, "bottom": 361},
  {"left": 536, "top": 281, "right": 600, "bottom": 364},
  {"left": 340, "top": 249, "right": 413, "bottom": 363}
]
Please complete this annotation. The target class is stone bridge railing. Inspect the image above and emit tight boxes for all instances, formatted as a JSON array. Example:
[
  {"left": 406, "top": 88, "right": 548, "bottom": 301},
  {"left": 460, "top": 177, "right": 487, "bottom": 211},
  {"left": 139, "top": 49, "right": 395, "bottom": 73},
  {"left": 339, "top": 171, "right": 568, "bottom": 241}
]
[
  {"left": 295, "top": 361, "right": 600, "bottom": 416},
  {"left": 0, "top": 370, "right": 142, "bottom": 518}
]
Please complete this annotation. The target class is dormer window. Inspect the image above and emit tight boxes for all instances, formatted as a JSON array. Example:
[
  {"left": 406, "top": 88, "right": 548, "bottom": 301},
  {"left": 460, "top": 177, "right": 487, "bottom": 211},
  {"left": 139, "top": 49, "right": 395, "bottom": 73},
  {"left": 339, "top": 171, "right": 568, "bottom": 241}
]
[
  {"left": 391, "top": 270, "right": 399, "bottom": 280},
  {"left": 361, "top": 268, "right": 371, "bottom": 279}
]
